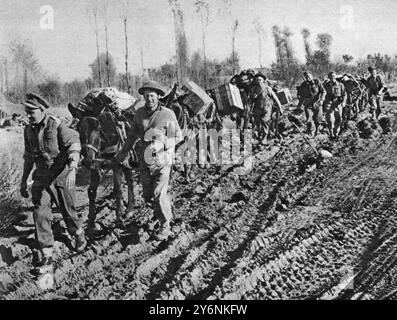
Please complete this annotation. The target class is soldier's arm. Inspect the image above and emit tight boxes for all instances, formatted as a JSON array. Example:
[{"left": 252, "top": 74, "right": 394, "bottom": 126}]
[
  {"left": 22, "top": 128, "right": 34, "bottom": 184},
  {"left": 57, "top": 123, "right": 81, "bottom": 169},
  {"left": 378, "top": 75, "right": 384, "bottom": 93},
  {"left": 341, "top": 84, "right": 347, "bottom": 104}
]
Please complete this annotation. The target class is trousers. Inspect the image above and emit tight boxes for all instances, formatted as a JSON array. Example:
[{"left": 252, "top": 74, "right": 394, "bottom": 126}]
[
  {"left": 31, "top": 166, "right": 82, "bottom": 249},
  {"left": 139, "top": 165, "right": 172, "bottom": 224}
]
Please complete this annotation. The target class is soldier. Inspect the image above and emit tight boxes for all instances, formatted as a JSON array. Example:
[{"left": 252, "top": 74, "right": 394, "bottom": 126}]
[
  {"left": 367, "top": 66, "right": 384, "bottom": 120},
  {"left": 20, "top": 93, "right": 87, "bottom": 275},
  {"left": 2, "top": 113, "right": 23, "bottom": 127},
  {"left": 114, "top": 81, "right": 182, "bottom": 241},
  {"left": 323, "top": 72, "right": 347, "bottom": 138},
  {"left": 250, "top": 73, "right": 283, "bottom": 144},
  {"left": 298, "top": 71, "right": 326, "bottom": 136}
]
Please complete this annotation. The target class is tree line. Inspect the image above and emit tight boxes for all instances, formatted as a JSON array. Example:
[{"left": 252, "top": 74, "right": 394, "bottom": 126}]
[{"left": 1, "top": 0, "right": 397, "bottom": 107}]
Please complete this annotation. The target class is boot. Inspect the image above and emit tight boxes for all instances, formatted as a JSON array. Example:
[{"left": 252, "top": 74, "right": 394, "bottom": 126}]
[
  {"left": 73, "top": 228, "right": 87, "bottom": 252},
  {"left": 154, "top": 222, "right": 172, "bottom": 241},
  {"left": 33, "top": 247, "right": 53, "bottom": 275}
]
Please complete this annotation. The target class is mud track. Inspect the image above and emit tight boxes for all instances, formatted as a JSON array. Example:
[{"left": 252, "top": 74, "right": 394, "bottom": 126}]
[{"left": 2, "top": 106, "right": 397, "bottom": 300}]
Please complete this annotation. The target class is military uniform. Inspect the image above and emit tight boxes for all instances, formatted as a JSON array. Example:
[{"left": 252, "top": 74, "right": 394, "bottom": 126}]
[
  {"left": 298, "top": 78, "right": 325, "bottom": 135},
  {"left": 250, "top": 79, "right": 281, "bottom": 143},
  {"left": 323, "top": 80, "right": 347, "bottom": 137},
  {"left": 115, "top": 82, "right": 182, "bottom": 233},
  {"left": 21, "top": 93, "right": 85, "bottom": 263},
  {"left": 367, "top": 74, "right": 384, "bottom": 119}
]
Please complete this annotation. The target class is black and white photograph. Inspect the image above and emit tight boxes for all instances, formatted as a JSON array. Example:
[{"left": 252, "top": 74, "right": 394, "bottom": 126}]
[{"left": 1, "top": 0, "right": 397, "bottom": 304}]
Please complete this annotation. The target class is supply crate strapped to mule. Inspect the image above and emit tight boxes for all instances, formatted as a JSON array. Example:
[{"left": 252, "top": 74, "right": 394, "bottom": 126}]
[
  {"left": 212, "top": 83, "right": 244, "bottom": 115},
  {"left": 180, "top": 81, "right": 214, "bottom": 115},
  {"left": 276, "top": 88, "right": 293, "bottom": 106}
]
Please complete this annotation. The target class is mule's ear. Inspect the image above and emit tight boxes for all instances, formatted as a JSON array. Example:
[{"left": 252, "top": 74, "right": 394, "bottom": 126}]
[{"left": 68, "top": 103, "right": 85, "bottom": 119}]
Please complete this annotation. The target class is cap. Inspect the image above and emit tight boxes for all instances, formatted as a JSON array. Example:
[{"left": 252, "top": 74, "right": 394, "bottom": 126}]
[
  {"left": 138, "top": 81, "right": 166, "bottom": 96},
  {"left": 22, "top": 93, "right": 51, "bottom": 110},
  {"left": 254, "top": 73, "right": 267, "bottom": 81}
]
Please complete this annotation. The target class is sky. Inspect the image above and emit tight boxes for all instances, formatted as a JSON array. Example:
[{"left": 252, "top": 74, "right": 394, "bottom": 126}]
[{"left": 1, "top": 0, "right": 397, "bottom": 82}]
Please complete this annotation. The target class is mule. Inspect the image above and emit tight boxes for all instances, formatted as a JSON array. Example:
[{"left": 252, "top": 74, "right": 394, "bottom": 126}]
[{"left": 73, "top": 109, "right": 135, "bottom": 234}]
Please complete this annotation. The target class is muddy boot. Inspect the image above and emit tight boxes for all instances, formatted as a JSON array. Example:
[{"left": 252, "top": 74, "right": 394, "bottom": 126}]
[
  {"left": 154, "top": 222, "right": 172, "bottom": 241},
  {"left": 73, "top": 228, "right": 87, "bottom": 252},
  {"left": 86, "top": 222, "right": 102, "bottom": 238},
  {"left": 33, "top": 247, "right": 53, "bottom": 276}
]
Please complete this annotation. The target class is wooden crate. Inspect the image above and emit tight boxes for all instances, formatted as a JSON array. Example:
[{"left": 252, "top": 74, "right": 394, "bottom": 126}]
[
  {"left": 181, "top": 81, "right": 213, "bottom": 114},
  {"left": 213, "top": 83, "right": 244, "bottom": 115},
  {"left": 276, "top": 88, "right": 292, "bottom": 105}
]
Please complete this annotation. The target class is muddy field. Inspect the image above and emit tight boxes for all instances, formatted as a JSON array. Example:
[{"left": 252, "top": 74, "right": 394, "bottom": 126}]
[{"left": 2, "top": 95, "right": 397, "bottom": 300}]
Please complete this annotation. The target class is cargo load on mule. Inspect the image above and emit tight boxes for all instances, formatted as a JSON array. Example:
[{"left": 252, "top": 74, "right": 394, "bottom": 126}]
[
  {"left": 275, "top": 88, "right": 293, "bottom": 106},
  {"left": 211, "top": 83, "right": 244, "bottom": 115},
  {"left": 67, "top": 87, "right": 137, "bottom": 121},
  {"left": 180, "top": 81, "right": 214, "bottom": 115}
]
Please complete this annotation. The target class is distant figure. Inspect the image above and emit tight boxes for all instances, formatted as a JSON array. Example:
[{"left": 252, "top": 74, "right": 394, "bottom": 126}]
[
  {"left": 366, "top": 66, "right": 384, "bottom": 120},
  {"left": 298, "top": 71, "right": 325, "bottom": 136},
  {"left": 250, "top": 73, "right": 283, "bottom": 144},
  {"left": 2, "top": 113, "right": 23, "bottom": 127},
  {"left": 323, "top": 72, "right": 347, "bottom": 138}
]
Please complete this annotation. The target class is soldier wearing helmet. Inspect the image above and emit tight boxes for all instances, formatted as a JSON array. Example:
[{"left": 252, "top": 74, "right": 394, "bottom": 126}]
[
  {"left": 298, "top": 71, "right": 326, "bottom": 136},
  {"left": 114, "top": 81, "right": 182, "bottom": 241},
  {"left": 366, "top": 66, "right": 384, "bottom": 120},
  {"left": 323, "top": 72, "right": 347, "bottom": 138}
]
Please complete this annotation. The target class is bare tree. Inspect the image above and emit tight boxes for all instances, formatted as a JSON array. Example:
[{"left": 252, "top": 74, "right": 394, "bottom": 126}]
[
  {"left": 169, "top": 0, "right": 189, "bottom": 82},
  {"left": 253, "top": 18, "right": 267, "bottom": 68},
  {"left": 9, "top": 40, "right": 42, "bottom": 96},
  {"left": 301, "top": 28, "right": 312, "bottom": 66},
  {"left": 120, "top": 0, "right": 130, "bottom": 93},
  {"left": 87, "top": 0, "right": 102, "bottom": 87},
  {"left": 194, "top": 0, "right": 210, "bottom": 88},
  {"left": 232, "top": 19, "right": 239, "bottom": 75},
  {"left": 101, "top": 0, "right": 111, "bottom": 87}
]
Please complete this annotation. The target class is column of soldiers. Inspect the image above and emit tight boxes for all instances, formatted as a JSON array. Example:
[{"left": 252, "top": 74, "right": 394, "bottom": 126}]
[
  {"left": 297, "top": 66, "right": 384, "bottom": 138},
  {"left": 17, "top": 66, "right": 385, "bottom": 276},
  {"left": 20, "top": 82, "right": 182, "bottom": 276},
  {"left": 230, "top": 69, "right": 283, "bottom": 145}
]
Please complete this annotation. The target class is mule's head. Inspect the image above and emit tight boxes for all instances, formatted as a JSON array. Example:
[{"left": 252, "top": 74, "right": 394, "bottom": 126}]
[{"left": 77, "top": 116, "right": 102, "bottom": 170}]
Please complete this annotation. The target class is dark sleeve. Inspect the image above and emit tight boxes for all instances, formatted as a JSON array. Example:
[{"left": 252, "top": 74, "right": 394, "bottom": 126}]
[
  {"left": 22, "top": 127, "right": 34, "bottom": 182},
  {"left": 57, "top": 122, "right": 81, "bottom": 168}
]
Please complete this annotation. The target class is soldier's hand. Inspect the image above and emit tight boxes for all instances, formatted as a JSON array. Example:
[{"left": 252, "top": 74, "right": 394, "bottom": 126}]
[
  {"left": 66, "top": 168, "right": 76, "bottom": 189},
  {"left": 20, "top": 181, "right": 29, "bottom": 198}
]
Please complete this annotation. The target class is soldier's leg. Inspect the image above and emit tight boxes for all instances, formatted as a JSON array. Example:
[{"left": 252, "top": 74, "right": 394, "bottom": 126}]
[
  {"left": 253, "top": 115, "right": 261, "bottom": 141},
  {"left": 122, "top": 167, "right": 135, "bottom": 212},
  {"left": 262, "top": 110, "right": 271, "bottom": 143},
  {"left": 376, "top": 97, "right": 382, "bottom": 119},
  {"left": 152, "top": 166, "right": 173, "bottom": 225},
  {"left": 314, "top": 104, "right": 322, "bottom": 135},
  {"left": 369, "top": 96, "right": 376, "bottom": 119},
  {"left": 305, "top": 106, "right": 314, "bottom": 135},
  {"left": 326, "top": 108, "right": 335, "bottom": 137},
  {"left": 334, "top": 105, "right": 343, "bottom": 137},
  {"left": 53, "top": 179, "right": 82, "bottom": 236},
  {"left": 32, "top": 183, "right": 54, "bottom": 250},
  {"left": 140, "top": 167, "right": 154, "bottom": 206}
]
